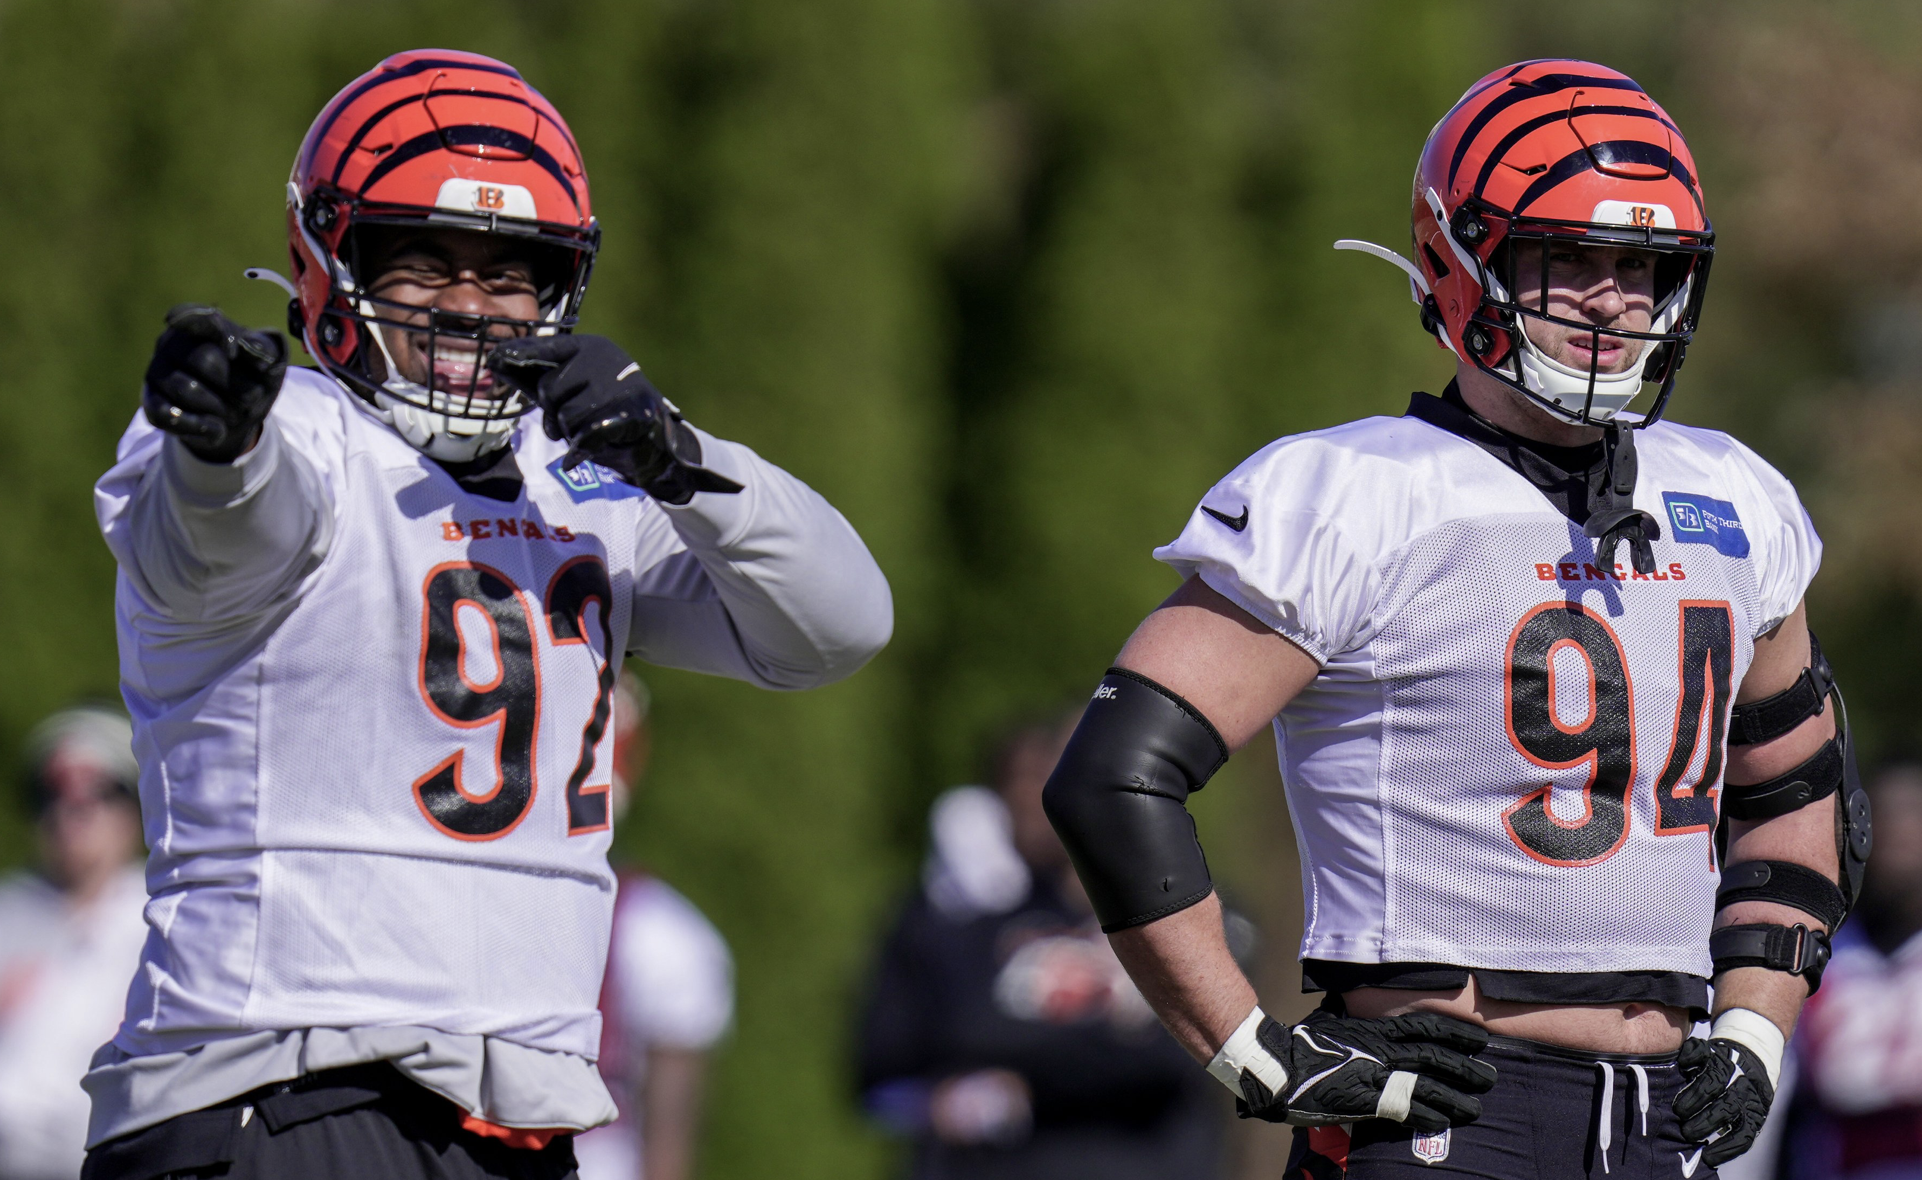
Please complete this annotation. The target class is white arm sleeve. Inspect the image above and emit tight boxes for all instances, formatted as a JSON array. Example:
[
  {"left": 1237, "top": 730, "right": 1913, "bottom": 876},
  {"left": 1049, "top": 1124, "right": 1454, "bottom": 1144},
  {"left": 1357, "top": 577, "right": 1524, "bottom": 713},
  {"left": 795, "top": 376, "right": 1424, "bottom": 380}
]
[
  {"left": 96, "top": 417, "right": 334, "bottom": 623},
  {"left": 625, "top": 429, "right": 893, "bottom": 690}
]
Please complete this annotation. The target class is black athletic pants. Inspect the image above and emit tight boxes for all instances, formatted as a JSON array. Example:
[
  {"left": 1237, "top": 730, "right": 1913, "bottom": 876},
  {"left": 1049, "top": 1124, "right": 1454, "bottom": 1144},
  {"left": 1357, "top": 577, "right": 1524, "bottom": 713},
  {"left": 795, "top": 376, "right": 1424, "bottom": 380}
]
[
  {"left": 81, "top": 1063, "right": 579, "bottom": 1180},
  {"left": 1285, "top": 1035, "right": 1717, "bottom": 1180}
]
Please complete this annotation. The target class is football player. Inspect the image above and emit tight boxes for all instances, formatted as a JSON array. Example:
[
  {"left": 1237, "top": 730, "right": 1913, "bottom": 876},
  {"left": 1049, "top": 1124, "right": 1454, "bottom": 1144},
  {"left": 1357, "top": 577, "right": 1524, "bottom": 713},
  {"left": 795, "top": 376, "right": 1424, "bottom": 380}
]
[
  {"left": 83, "top": 50, "right": 891, "bottom": 1180},
  {"left": 1043, "top": 60, "right": 1870, "bottom": 1179}
]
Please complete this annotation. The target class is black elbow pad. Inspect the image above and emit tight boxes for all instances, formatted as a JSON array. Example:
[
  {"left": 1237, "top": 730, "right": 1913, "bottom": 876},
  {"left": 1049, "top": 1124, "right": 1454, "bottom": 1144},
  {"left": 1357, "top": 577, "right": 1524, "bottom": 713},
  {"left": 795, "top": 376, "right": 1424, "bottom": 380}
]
[{"left": 1042, "top": 668, "right": 1229, "bottom": 932}]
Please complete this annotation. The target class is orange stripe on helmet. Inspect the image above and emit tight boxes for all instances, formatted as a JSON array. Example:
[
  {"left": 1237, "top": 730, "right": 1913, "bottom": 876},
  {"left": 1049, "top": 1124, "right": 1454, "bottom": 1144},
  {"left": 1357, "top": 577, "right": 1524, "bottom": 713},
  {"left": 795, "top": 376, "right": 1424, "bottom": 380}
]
[{"left": 295, "top": 49, "right": 591, "bottom": 227}]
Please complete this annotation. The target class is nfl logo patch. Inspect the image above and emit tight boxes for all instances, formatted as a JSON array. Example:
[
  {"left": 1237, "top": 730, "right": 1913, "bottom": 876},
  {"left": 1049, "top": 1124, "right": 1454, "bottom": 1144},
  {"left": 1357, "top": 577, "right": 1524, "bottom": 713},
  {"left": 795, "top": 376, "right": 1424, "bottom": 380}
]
[{"left": 1411, "top": 1128, "right": 1450, "bottom": 1165}]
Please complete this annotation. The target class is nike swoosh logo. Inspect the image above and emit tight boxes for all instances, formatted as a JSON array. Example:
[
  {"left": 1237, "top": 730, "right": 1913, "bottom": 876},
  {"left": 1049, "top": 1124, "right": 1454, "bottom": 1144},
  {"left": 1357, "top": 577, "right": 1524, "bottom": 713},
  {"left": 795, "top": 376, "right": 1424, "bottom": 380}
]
[
  {"left": 1679, "top": 1148, "right": 1703, "bottom": 1177},
  {"left": 1203, "top": 505, "right": 1249, "bottom": 532}
]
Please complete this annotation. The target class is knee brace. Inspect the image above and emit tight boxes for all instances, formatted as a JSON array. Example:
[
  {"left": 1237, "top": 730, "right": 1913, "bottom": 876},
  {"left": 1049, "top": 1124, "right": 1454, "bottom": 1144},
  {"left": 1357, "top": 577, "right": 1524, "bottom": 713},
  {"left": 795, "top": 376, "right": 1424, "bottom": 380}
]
[
  {"left": 1720, "top": 633, "right": 1872, "bottom": 921},
  {"left": 1714, "top": 633, "right": 1873, "bottom": 991}
]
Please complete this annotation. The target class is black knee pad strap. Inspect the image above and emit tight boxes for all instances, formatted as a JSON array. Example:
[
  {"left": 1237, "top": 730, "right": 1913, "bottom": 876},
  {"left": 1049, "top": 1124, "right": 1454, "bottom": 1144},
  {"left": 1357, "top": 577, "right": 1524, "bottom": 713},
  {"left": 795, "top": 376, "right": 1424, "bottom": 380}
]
[
  {"left": 1716, "top": 860, "right": 1845, "bottom": 929},
  {"left": 1728, "top": 633, "right": 1834, "bottom": 747},
  {"left": 1722, "top": 736, "right": 1843, "bottom": 821}
]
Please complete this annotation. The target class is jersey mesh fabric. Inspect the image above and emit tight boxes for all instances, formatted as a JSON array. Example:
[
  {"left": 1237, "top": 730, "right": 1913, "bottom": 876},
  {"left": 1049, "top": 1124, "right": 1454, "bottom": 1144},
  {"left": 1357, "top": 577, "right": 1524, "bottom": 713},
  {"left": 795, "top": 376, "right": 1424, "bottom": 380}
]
[
  {"left": 1157, "top": 413, "right": 1821, "bottom": 978},
  {"left": 1369, "top": 515, "right": 1737, "bottom": 971}
]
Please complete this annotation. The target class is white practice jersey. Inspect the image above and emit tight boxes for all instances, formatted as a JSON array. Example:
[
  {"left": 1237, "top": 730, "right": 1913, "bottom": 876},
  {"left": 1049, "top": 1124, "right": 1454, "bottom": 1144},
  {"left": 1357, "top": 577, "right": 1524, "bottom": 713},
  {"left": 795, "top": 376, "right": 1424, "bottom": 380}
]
[
  {"left": 1156, "top": 411, "right": 1820, "bottom": 977},
  {"left": 93, "top": 367, "right": 888, "bottom": 1074}
]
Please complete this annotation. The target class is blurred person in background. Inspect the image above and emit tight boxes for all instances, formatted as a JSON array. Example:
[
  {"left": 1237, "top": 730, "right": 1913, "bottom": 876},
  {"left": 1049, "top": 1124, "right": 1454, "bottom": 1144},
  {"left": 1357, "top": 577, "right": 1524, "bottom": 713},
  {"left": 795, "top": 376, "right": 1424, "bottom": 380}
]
[
  {"left": 574, "top": 672, "right": 733, "bottom": 1180},
  {"left": 0, "top": 707, "right": 148, "bottom": 1180},
  {"left": 1773, "top": 763, "right": 1922, "bottom": 1179},
  {"left": 856, "top": 713, "right": 1241, "bottom": 1180}
]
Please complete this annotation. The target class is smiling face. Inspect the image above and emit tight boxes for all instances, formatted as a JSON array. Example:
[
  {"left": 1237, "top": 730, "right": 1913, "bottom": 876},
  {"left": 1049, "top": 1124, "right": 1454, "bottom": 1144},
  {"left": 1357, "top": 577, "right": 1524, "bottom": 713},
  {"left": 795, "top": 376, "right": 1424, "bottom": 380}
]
[
  {"left": 1507, "top": 239, "right": 1659, "bottom": 375},
  {"left": 359, "top": 226, "right": 544, "bottom": 398}
]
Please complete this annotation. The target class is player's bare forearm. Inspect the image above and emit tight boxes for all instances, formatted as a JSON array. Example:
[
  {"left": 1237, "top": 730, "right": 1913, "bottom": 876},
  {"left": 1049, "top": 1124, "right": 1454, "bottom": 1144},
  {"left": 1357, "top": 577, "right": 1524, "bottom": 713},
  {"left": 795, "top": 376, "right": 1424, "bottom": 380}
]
[
  {"left": 1108, "top": 894, "right": 1260, "bottom": 1064},
  {"left": 1716, "top": 601, "right": 1839, "bottom": 1037},
  {"left": 1096, "top": 577, "right": 1316, "bottom": 1061}
]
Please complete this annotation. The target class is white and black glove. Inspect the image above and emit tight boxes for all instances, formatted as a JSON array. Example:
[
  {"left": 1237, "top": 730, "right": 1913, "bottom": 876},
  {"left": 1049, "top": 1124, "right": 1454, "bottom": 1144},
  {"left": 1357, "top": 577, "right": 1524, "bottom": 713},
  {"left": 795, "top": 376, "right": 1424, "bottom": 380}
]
[
  {"left": 1209, "top": 1007, "right": 1496, "bottom": 1131},
  {"left": 1675, "top": 1009, "right": 1784, "bottom": 1168},
  {"left": 142, "top": 304, "right": 288, "bottom": 464},
  {"left": 487, "top": 334, "right": 741, "bottom": 505}
]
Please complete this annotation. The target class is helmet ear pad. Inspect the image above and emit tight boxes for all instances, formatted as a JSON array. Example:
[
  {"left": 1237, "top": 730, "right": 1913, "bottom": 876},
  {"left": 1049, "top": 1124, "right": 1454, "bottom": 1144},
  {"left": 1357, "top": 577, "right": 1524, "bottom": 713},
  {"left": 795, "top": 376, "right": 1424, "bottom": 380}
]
[{"left": 286, "top": 192, "right": 367, "bottom": 376}]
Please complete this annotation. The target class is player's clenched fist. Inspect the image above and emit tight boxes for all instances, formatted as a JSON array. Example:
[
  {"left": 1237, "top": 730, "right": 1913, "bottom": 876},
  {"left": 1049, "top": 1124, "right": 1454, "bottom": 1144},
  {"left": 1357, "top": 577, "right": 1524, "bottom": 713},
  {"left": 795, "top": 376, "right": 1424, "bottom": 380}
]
[
  {"left": 487, "top": 334, "right": 741, "bottom": 504},
  {"left": 1673, "top": 1033, "right": 1776, "bottom": 1167},
  {"left": 142, "top": 304, "right": 288, "bottom": 464},
  {"left": 1225, "top": 1009, "right": 1497, "bottom": 1131}
]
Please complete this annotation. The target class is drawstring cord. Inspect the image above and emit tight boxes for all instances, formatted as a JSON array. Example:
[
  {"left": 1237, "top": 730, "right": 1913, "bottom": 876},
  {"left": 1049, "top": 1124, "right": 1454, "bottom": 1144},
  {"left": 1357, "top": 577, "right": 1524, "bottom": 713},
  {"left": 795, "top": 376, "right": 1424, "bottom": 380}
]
[
  {"left": 1628, "top": 1063, "right": 1650, "bottom": 1137},
  {"left": 1596, "top": 1063, "right": 1615, "bottom": 1174},
  {"left": 1594, "top": 1059, "right": 1655, "bottom": 1174}
]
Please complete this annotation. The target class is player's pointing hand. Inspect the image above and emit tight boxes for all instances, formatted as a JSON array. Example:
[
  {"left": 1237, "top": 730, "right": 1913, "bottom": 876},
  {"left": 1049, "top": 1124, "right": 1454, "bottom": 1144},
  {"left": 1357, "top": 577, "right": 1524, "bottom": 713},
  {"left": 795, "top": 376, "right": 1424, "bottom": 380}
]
[
  {"left": 142, "top": 305, "right": 287, "bottom": 464},
  {"left": 487, "top": 334, "right": 741, "bottom": 504}
]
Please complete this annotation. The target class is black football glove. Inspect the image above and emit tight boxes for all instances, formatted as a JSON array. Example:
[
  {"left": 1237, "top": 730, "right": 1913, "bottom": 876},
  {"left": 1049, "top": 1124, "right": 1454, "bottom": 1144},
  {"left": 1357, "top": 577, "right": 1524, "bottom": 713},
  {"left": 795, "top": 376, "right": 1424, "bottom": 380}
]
[
  {"left": 1674, "top": 1035, "right": 1776, "bottom": 1168},
  {"left": 1235, "top": 1010, "right": 1497, "bottom": 1132},
  {"left": 142, "top": 304, "right": 288, "bottom": 464},
  {"left": 486, "top": 334, "right": 742, "bottom": 505}
]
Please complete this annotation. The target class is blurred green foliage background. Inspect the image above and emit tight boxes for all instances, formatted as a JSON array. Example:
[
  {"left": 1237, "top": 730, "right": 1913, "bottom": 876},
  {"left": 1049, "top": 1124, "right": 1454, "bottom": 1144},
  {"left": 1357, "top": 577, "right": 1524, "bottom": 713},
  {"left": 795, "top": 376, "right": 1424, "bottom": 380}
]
[{"left": 5, "top": 1, "right": 1922, "bottom": 1176}]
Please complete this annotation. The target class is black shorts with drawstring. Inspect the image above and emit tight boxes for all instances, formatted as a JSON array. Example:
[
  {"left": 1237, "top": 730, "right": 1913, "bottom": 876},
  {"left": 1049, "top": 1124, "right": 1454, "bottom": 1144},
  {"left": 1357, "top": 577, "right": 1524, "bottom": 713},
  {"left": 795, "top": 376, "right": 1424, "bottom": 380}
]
[
  {"left": 1285, "top": 1035, "right": 1716, "bottom": 1180},
  {"left": 80, "top": 1063, "right": 578, "bottom": 1180}
]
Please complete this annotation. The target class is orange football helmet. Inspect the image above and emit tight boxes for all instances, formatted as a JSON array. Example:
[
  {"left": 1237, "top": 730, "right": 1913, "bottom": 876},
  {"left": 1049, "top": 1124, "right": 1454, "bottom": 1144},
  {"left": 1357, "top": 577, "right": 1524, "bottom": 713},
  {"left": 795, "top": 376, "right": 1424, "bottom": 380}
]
[
  {"left": 1340, "top": 59, "right": 1713, "bottom": 426},
  {"left": 260, "top": 49, "right": 599, "bottom": 460}
]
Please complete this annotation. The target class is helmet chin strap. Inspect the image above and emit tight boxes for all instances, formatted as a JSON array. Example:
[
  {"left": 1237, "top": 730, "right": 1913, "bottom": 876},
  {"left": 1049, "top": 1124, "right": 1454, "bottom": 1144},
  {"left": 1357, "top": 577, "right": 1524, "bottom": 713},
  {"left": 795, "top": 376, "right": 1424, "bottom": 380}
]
[
  {"left": 360, "top": 303, "right": 518, "bottom": 463},
  {"left": 1514, "top": 333, "right": 1650, "bottom": 424},
  {"left": 374, "top": 392, "right": 515, "bottom": 462}
]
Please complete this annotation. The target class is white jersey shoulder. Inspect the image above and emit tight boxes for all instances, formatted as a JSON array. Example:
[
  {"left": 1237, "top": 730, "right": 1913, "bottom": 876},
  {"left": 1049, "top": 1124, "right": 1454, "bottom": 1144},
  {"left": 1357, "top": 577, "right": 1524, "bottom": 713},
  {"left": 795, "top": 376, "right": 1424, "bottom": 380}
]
[
  {"left": 1156, "top": 414, "right": 1820, "bottom": 661},
  {"left": 1157, "top": 408, "right": 1822, "bottom": 977}
]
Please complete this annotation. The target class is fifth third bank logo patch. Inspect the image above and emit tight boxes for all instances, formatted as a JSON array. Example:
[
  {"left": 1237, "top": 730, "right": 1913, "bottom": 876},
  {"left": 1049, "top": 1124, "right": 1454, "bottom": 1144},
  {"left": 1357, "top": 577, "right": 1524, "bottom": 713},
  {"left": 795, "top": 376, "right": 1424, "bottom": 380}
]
[
  {"left": 548, "top": 456, "right": 643, "bottom": 504},
  {"left": 1411, "top": 1128, "right": 1450, "bottom": 1165},
  {"left": 1662, "top": 491, "right": 1750, "bottom": 558}
]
